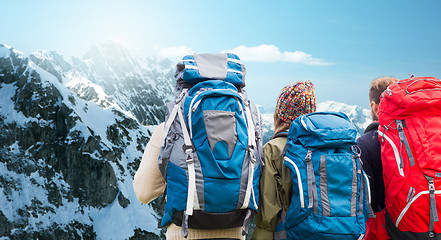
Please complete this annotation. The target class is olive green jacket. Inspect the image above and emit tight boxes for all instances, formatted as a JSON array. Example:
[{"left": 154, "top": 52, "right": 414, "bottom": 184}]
[{"left": 252, "top": 136, "right": 292, "bottom": 240}]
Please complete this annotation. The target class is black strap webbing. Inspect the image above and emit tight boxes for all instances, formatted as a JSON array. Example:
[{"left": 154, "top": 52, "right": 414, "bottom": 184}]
[{"left": 273, "top": 131, "right": 288, "bottom": 139}]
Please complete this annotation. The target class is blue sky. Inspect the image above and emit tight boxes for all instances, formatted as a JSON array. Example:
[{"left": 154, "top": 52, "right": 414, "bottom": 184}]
[{"left": 1, "top": 0, "right": 440, "bottom": 109}]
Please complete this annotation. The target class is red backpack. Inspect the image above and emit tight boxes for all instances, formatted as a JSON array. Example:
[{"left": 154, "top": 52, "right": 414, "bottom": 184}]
[{"left": 378, "top": 76, "right": 441, "bottom": 239}]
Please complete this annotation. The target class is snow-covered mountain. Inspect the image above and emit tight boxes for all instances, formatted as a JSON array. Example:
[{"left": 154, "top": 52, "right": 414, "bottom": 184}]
[
  {"left": 29, "top": 41, "right": 175, "bottom": 126},
  {"left": 0, "top": 43, "right": 174, "bottom": 239},
  {"left": 261, "top": 101, "right": 371, "bottom": 143},
  {"left": 317, "top": 100, "right": 371, "bottom": 135}
]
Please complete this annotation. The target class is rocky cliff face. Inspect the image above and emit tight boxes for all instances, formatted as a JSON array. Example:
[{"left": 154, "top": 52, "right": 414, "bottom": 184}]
[{"left": 0, "top": 43, "right": 174, "bottom": 239}]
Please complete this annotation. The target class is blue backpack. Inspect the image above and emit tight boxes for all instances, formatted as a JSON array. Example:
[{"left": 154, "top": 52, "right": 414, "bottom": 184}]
[
  {"left": 158, "top": 53, "right": 263, "bottom": 237},
  {"left": 282, "top": 112, "right": 371, "bottom": 240}
]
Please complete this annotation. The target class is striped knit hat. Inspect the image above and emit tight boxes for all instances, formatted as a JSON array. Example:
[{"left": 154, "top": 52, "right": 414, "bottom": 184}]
[{"left": 276, "top": 80, "right": 317, "bottom": 123}]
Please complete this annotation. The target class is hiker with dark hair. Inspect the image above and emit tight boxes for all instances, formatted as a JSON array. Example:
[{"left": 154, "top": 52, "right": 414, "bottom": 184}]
[
  {"left": 368, "top": 77, "right": 398, "bottom": 122},
  {"left": 252, "top": 81, "right": 316, "bottom": 240},
  {"left": 134, "top": 53, "right": 262, "bottom": 240},
  {"left": 357, "top": 76, "right": 398, "bottom": 240}
]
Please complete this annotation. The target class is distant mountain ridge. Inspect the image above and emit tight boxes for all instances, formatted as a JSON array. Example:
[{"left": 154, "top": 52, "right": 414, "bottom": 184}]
[
  {"left": 261, "top": 101, "right": 371, "bottom": 143},
  {"left": 317, "top": 100, "right": 371, "bottom": 135},
  {"left": 29, "top": 41, "right": 175, "bottom": 125}
]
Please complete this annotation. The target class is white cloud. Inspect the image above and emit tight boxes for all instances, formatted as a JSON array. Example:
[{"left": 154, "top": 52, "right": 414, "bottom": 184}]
[
  {"left": 156, "top": 45, "right": 195, "bottom": 59},
  {"left": 228, "top": 44, "right": 333, "bottom": 66},
  {"left": 155, "top": 44, "right": 333, "bottom": 66},
  {"left": 228, "top": 45, "right": 283, "bottom": 62}
]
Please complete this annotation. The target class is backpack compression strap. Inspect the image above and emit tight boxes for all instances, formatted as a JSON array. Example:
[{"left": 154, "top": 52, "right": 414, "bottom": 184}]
[
  {"left": 178, "top": 102, "right": 196, "bottom": 238},
  {"left": 241, "top": 100, "right": 258, "bottom": 210},
  {"left": 396, "top": 120, "right": 415, "bottom": 167},
  {"left": 241, "top": 100, "right": 258, "bottom": 236},
  {"left": 305, "top": 150, "right": 319, "bottom": 214},
  {"left": 161, "top": 89, "right": 188, "bottom": 147},
  {"left": 352, "top": 145, "right": 375, "bottom": 218}
]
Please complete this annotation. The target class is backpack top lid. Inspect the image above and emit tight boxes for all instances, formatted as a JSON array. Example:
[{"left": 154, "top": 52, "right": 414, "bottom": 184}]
[
  {"left": 176, "top": 53, "right": 246, "bottom": 87},
  {"left": 379, "top": 76, "right": 441, "bottom": 119},
  {"left": 288, "top": 111, "right": 357, "bottom": 148}
]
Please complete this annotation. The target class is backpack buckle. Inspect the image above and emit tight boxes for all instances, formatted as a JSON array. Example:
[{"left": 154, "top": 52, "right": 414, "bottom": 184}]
[
  {"left": 351, "top": 145, "right": 362, "bottom": 160},
  {"left": 305, "top": 150, "right": 313, "bottom": 162},
  {"left": 185, "top": 153, "right": 194, "bottom": 164},
  {"left": 175, "top": 89, "right": 188, "bottom": 104},
  {"left": 429, "top": 179, "right": 436, "bottom": 193},
  {"left": 184, "top": 146, "right": 194, "bottom": 164},
  {"left": 247, "top": 145, "right": 257, "bottom": 163}
]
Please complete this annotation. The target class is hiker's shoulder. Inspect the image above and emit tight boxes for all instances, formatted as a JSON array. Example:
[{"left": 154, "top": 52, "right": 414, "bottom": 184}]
[{"left": 264, "top": 136, "right": 287, "bottom": 155}]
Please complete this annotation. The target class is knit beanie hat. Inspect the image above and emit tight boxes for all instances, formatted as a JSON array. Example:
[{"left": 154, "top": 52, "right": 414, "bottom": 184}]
[{"left": 275, "top": 80, "right": 317, "bottom": 123}]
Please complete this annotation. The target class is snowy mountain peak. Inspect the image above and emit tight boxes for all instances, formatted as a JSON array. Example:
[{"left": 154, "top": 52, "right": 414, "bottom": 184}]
[
  {"left": 29, "top": 50, "right": 73, "bottom": 83},
  {"left": 0, "top": 43, "right": 24, "bottom": 59},
  {"left": 317, "top": 100, "right": 371, "bottom": 134},
  {"left": 24, "top": 42, "right": 176, "bottom": 126},
  {"left": 82, "top": 41, "right": 132, "bottom": 63}
]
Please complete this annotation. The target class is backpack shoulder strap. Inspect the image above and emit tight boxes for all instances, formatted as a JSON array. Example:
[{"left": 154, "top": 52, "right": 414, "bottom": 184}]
[
  {"left": 273, "top": 131, "right": 288, "bottom": 140},
  {"left": 364, "top": 122, "right": 379, "bottom": 134},
  {"left": 161, "top": 88, "right": 188, "bottom": 147}
]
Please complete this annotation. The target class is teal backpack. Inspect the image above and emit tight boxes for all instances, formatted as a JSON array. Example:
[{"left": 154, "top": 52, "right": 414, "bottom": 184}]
[
  {"left": 283, "top": 112, "right": 372, "bottom": 240},
  {"left": 158, "top": 53, "right": 263, "bottom": 237}
]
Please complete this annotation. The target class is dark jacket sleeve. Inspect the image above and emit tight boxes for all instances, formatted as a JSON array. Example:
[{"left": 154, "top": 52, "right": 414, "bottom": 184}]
[{"left": 357, "top": 125, "right": 385, "bottom": 213}]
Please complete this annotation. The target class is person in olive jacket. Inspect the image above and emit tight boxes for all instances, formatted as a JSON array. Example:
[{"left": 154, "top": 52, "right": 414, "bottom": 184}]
[{"left": 252, "top": 81, "right": 316, "bottom": 240}]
